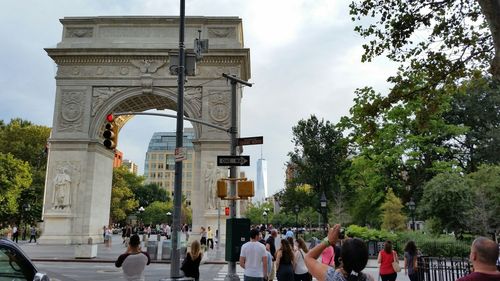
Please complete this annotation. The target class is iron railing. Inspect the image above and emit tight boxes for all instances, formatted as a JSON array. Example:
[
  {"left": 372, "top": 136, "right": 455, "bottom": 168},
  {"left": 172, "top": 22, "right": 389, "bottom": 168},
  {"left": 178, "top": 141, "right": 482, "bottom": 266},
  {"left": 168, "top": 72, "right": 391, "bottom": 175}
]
[{"left": 416, "top": 256, "right": 471, "bottom": 281}]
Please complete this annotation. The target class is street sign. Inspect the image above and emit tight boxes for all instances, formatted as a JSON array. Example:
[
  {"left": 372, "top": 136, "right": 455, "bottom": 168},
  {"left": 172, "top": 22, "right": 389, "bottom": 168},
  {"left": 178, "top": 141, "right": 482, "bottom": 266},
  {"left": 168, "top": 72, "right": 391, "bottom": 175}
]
[
  {"left": 175, "top": 147, "right": 187, "bottom": 162},
  {"left": 237, "top": 136, "right": 263, "bottom": 146},
  {"left": 217, "top": 155, "right": 250, "bottom": 166}
]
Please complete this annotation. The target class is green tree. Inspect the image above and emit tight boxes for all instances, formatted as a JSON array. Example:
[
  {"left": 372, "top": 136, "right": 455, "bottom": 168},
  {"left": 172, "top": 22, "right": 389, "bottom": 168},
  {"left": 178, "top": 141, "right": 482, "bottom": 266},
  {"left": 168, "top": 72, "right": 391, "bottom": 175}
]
[
  {"left": 287, "top": 115, "right": 349, "bottom": 216},
  {"left": 350, "top": 0, "right": 498, "bottom": 86},
  {"left": 140, "top": 201, "right": 172, "bottom": 225},
  {"left": 277, "top": 184, "right": 314, "bottom": 216},
  {"left": 244, "top": 202, "right": 274, "bottom": 226},
  {"left": 0, "top": 119, "right": 51, "bottom": 223},
  {"left": 419, "top": 173, "right": 473, "bottom": 236},
  {"left": 466, "top": 165, "right": 500, "bottom": 236},
  {"left": 0, "top": 153, "right": 32, "bottom": 222},
  {"left": 444, "top": 76, "right": 500, "bottom": 172},
  {"left": 345, "top": 156, "right": 387, "bottom": 227},
  {"left": 111, "top": 167, "right": 139, "bottom": 223},
  {"left": 380, "top": 188, "right": 407, "bottom": 232},
  {"left": 132, "top": 183, "right": 169, "bottom": 208}
]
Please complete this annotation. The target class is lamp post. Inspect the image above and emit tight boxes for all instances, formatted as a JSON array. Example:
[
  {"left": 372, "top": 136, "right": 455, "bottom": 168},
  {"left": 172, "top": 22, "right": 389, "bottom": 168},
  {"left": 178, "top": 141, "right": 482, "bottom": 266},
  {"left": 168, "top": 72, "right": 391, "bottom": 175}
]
[
  {"left": 263, "top": 211, "right": 268, "bottom": 226},
  {"left": 407, "top": 199, "right": 416, "bottom": 231},
  {"left": 22, "top": 204, "right": 30, "bottom": 240},
  {"left": 294, "top": 204, "right": 299, "bottom": 239},
  {"left": 138, "top": 206, "right": 145, "bottom": 229},
  {"left": 166, "top": 211, "right": 172, "bottom": 225},
  {"left": 320, "top": 192, "right": 327, "bottom": 236}
]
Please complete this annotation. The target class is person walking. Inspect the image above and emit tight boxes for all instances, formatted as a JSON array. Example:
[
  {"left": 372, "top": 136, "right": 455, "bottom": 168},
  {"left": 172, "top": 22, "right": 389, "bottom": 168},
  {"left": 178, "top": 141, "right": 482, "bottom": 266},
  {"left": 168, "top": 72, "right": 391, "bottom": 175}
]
[
  {"left": 200, "top": 226, "right": 207, "bottom": 251},
  {"left": 305, "top": 224, "right": 373, "bottom": 281},
  {"left": 181, "top": 240, "right": 203, "bottom": 281},
  {"left": 404, "top": 241, "right": 419, "bottom": 281},
  {"left": 105, "top": 226, "right": 112, "bottom": 248},
  {"left": 294, "top": 238, "right": 312, "bottom": 281},
  {"left": 378, "top": 240, "right": 398, "bottom": 281},
  {"left": 207, "top": 226, "right": 214, "bottom": 250},
  {"left": 266, "top": 229, "right": 278, "bottom": 281},
  {"left": 276, "top": 239, "right": 295, "bottom": 281},
  {"left": 29, "top": 225, "right": 37, "bottom": 243},
  {"left": 239, "top": 228, "right": 268, "bottom": 281},
  {"left": 12, "top": 225, "right": 18, "bottom": 243},
  {"left": 456, "top": 237, "right": 500, "bottom": 281},
  {"left": 115, "top": 234, "right": 151, "bottom": 281}
]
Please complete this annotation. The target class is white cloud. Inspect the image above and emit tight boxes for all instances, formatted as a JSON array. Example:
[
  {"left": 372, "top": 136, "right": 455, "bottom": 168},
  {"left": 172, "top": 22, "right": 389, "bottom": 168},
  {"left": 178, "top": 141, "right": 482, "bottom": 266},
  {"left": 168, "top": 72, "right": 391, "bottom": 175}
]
[{"left": 0, "top": 0, "right": 398, "bottom": 196}]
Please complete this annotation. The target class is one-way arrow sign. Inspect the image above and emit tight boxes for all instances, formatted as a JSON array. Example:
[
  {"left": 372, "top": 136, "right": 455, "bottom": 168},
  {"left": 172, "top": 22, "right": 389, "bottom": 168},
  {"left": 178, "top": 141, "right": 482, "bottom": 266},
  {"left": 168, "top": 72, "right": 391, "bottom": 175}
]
[{"left": 217, "top": 155, "right": 250, "bottom": 166}]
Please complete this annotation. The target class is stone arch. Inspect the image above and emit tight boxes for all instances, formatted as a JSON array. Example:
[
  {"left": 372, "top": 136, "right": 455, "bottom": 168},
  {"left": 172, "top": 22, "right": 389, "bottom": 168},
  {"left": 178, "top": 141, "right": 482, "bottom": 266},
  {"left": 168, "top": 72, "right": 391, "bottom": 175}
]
[
  {"left": 90, "top": 87, "right": 203, "bottom": 139},
  {"left": 40, "top": 16, "right": 250, "bottom": 245}
]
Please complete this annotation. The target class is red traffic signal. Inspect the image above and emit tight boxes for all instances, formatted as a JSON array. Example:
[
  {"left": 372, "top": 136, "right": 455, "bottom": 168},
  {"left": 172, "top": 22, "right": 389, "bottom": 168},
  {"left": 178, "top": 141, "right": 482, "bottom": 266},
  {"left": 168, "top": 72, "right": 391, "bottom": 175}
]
[
  {"left": 106, "top": 114, "right": 114, "bottom": 122},
  {"left": 103, "top": 122, "right": 117, "bottom": 149},
  {"left": 225, "top": 207, "right": 230, "bottom": 216}
]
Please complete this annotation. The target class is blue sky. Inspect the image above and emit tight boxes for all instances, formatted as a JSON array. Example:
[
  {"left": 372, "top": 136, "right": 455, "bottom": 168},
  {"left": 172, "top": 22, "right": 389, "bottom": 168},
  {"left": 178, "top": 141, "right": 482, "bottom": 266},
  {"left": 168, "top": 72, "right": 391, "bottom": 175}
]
[{"left": 0, "top": 0, "right": 395, "bottom": 195}]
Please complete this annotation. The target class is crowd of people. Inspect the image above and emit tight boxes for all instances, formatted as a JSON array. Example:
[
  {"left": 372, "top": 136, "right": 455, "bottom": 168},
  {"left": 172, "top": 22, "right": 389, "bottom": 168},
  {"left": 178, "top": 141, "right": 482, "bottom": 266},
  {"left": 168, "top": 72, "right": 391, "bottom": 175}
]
[
  {"left": 109, "top": 222, "right": 500, "bottom": 281},
  {"left": 236, "top": 224, "right": 499, "bottom": 281}
]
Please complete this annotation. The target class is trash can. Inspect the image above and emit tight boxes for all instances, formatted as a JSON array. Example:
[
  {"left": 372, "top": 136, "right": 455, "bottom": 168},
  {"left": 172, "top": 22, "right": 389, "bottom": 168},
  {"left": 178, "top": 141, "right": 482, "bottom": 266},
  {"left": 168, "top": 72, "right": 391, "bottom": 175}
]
[
  {"left": 147, "top": 240, "right": 158, "bottom": 260},
  {"left": 162, "top": 240, "right": 172, "bottom": 260}
]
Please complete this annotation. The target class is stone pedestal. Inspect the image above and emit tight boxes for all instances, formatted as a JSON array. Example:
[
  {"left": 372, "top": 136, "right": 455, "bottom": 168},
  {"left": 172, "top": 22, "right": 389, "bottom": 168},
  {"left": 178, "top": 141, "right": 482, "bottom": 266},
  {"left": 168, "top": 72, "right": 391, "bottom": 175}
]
[{"left": 74, "top": 244, "right": 98, "bottom": 259}]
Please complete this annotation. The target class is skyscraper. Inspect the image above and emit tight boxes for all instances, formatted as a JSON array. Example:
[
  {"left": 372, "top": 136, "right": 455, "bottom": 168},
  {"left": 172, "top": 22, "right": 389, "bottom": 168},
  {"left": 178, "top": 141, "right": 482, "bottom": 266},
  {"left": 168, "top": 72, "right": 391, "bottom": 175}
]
[
  {"left": 255, "top": 158, "right": 268, "bottom": 203},
  {"left": 144, "top": 128, "right": 196, "bottom": 205}
]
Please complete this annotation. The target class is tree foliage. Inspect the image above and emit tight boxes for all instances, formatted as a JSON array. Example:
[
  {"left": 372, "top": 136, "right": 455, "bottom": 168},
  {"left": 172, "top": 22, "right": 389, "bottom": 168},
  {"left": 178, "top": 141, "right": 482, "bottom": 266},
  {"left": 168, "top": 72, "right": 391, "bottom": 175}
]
[
  {"left": 132, "top": 183, "right": 169, "bottom": 208},
  {"left": 0, "top": 153, "right": 32, "bottom": 222},
  {"left": 419, "top": 173, "right": 473, "bottom": 236},
  {"left": 443, "top": 76, "right": 500, "bottom": 172},
  {"left": 111, "top": 167, "right": 139, "bottom": 223},
  {"left": 287, "top": 115, "right": 349, "bottom": 214},
  {"left": 0, "top": 119, "right": 50, "bottom": 224},
  {"left": 466, "top": 165, "right": 500, "bottom": 235},
  {"left": 380, "top": 188, "right": 407, "bottom": 232},
  {"left": 350, "top": 0, "right": 496, "bottom": 86}
]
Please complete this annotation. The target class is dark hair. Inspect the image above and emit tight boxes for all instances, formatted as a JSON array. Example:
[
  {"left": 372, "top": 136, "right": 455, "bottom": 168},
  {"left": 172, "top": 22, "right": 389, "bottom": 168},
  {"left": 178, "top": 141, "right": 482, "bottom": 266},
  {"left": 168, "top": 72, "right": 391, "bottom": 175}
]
[
  {"left": 129, "top": 234, "right": 140, "bottom": 247},
  {"left": 286, "top": 237, "right": 294, "bottom": 248},
  {"left": 280, "top": 239, "right": 294, "bottom": 264},
  {"left": 342, "top": 238, "right": 369, "bottom": 281},
  {"left": 404, "top": 241, "right": 417, "bottom": 256},
  {"left": 384, "top": 240, "right": 393, "bottom": 254},
  {"left": 250, "top": 228, "right": 260, "bottom": 239},
  {"left": 473, "top": 237, "right": 499, "bottom": 265}
]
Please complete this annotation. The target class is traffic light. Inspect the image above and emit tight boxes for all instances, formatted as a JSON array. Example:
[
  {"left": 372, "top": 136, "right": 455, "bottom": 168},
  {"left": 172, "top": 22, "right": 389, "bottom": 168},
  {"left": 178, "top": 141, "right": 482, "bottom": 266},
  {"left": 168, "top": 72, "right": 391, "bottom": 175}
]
[
  {"left": 225, "top": 207, "right": 230, "bottom": 216},
  {"left": 237, "top": 180, "right": 254, "bottom": 198},
  {"left": 103, "top": 114, "right": 118, "bottom": 149}
]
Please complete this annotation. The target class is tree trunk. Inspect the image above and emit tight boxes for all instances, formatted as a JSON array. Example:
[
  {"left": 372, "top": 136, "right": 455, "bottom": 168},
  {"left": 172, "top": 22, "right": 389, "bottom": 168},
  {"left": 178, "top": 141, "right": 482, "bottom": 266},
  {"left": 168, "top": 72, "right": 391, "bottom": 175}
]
[{"left": 478, "top": 0, "right": 500, "bottom": 80}]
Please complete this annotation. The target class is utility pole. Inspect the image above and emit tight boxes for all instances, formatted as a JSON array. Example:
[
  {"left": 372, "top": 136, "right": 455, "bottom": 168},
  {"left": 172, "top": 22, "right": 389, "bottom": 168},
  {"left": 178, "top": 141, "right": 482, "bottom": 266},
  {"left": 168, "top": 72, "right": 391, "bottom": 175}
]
[
  {"left": 171, "top": 0, "right": 186, "bottom": 278},
  {"left": 223, "top": 73, "right": 252, "bottom": 281}
]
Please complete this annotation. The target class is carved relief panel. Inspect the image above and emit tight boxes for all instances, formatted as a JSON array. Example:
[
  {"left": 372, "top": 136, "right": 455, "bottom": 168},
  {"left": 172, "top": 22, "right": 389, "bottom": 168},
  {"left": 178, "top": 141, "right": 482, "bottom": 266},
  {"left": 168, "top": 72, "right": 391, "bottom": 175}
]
[
  {"left": 49, "top": 161, "right": 81, "bottom": 211},
  {"left": 58, "top": 91, "right": 86, "bottom": 133}
]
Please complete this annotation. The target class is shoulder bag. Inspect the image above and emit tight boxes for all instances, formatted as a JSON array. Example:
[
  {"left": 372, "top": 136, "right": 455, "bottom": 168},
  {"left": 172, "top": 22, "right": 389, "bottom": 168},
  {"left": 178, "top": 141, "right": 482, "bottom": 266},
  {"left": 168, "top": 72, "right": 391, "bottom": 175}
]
[{"left": 392, "top": 251, "right": 401, "bottom": 272}]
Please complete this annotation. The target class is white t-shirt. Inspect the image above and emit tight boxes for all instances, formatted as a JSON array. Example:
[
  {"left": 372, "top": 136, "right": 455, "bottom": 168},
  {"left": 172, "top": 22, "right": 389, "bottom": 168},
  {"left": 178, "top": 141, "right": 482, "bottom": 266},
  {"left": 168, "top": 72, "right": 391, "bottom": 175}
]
[
  {"left": 294, "top": 249, "right": 308, "bottom": 274},
  {"left": 240, "top": 241, "right": 267, "bottom": 277}
]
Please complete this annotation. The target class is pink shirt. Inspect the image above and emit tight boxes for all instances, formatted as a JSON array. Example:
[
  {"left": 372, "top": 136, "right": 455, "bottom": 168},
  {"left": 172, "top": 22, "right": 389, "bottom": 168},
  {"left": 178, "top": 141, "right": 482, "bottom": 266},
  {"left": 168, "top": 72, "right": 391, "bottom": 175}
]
[{"left": 321, "top": 246, "right": 335, "bottom": 266}]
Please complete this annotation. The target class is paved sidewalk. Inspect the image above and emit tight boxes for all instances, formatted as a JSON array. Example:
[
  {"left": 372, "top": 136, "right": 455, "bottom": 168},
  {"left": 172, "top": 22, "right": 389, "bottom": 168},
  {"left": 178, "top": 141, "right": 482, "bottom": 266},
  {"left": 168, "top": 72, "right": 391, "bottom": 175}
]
[
  {"left": 17, "top": 234, "right": 226, "bottom": 263},
  {"left": 16, "top": 234, "right": 405, "bottom": 269}
]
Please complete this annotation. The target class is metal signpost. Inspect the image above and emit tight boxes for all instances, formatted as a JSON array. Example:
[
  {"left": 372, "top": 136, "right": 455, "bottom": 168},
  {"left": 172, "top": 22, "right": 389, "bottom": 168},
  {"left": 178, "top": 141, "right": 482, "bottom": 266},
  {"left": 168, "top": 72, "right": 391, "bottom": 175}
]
[
  {"left": 217, "top": 156, "right": 250, "bottom": 166},
  {"left": 237, "top": 136, "right": 263, "bottom": 146}
]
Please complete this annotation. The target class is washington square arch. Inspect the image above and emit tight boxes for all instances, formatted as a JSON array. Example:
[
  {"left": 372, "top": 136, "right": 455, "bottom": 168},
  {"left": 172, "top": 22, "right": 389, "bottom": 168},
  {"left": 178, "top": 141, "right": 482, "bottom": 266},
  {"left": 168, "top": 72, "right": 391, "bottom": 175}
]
[{"left": 39, "top": 16, "right": 250, "bottom": 244}]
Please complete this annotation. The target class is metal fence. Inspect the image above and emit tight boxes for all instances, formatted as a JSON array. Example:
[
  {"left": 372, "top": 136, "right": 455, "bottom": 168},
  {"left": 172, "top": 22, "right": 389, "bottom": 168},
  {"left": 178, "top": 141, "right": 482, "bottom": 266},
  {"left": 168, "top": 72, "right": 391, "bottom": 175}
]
[{"left": 416, "top": 256, "right": 471, "bottom": 281}]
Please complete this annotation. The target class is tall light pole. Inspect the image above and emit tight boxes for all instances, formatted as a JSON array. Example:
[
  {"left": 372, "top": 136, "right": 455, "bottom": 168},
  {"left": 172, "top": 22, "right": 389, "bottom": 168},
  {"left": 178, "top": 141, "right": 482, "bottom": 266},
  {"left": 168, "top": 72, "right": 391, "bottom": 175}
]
[
  {"left": 171, "top": 0, "right": 186, "bottom": 278},
  {"left": 263, "top": 211, "right": 268, "bottom": 226},
  {"left": 407, "top": 199, "right": 416, "bottom": 231},
  {"left": 294, "top": 204, "right": 299, "bottom": 239},
  {"left": 320, "top": 192, "right": 327, "bottom": 236},
  {"left": 223, "top": 73, "right": 252, "bottom": 281}
]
